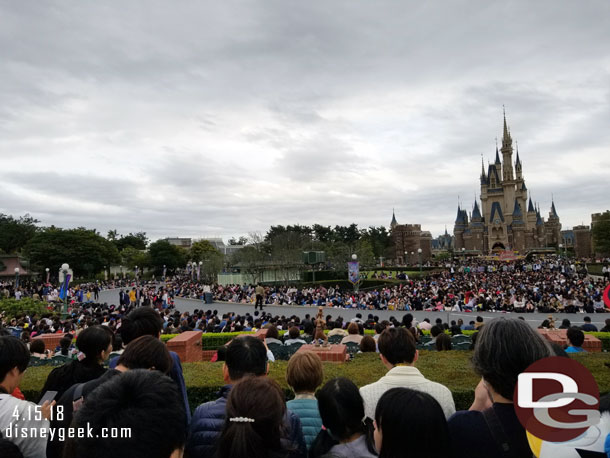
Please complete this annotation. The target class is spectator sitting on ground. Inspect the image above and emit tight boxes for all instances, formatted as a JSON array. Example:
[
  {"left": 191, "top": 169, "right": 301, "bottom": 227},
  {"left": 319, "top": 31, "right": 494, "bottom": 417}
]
[
  {"left": 62, "top": 370, "right": 186, "bottom": 458},
  {"left": 428, "top": 325, "right": 443, "bottom": 345},
  {"left": 113, "top": 306, "right": 190, "bottom": 421},
  {"left": 0, "top": 336, "right": 54, "bottom": 458},
  {"left": 216, "top": 376, "right": 294, "bottom": 458},
  {"left": 600, "top": 318, "right": 610, "bottom": 333},
  {"left": 341, "top": 322, "right": 363, "bottom": 345},
  {"left": 359, "top": 336, "right": 377, "bottom": 353},
  {"left": 47, "top": 335, "right": 173, "bottom": 458},
  {"left": 558, "top": 318, "right": 571, "bottom": 329},
  {"left": 581, "top": 316, "right": 598, "bottom": 332},
  {"left": 435, "top": 333, "right": 453, "bottom": 351},
  {"left": 286, "top": 351, "right": 324, "bottom": 450},
  {"left": 374, "top": 388, "right": 451, "bottom": 458},
  {"left": 310, "top": 377, "right": 377, "bottom": 458},
  {"left": 360, "top": 327, "right": 456, "bottom": 420},
  {"left": 474, "top": 316, "right": 484, "bottom": 329},
  {"left": 186, "top": 336, "right": 306, "bottom": 458},
  {"left": 29, "top": 339, "right": 47, "bottom": 359},
  {"left": 463, "top": 320, "right": 475, "bottom": 331},
  {"left": 39, "top": 325, "right": 113, "bottom": 401},
  {"left": 565, "top": 326, "right": 587, "bottom": 353},
  {"left": 284, "top": 326, "right": 306, "bottom": 346},
  {"left": 447, "top": 317, "right": 552, "bottom": 458},
  {"left": 264, "top": 325, "right": 283, "bottom": 346},
  {"left": 327, "top": 321, "right": 348, "bottom": 337},
  {"left": 418, "top": 318, "right": 432, "bottom": 331}
]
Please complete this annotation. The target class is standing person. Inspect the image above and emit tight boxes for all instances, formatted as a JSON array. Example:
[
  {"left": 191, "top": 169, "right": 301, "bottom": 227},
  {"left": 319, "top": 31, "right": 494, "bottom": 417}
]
[
  {"left": 112, "top": 307, "right": 190, "bottom": 422},
  {"left": 374, "top": 388, "right": 450, "bottom": 458},
  {"left": 448, "top": 318, "right": 552, "bottom": 458},
  {"left": 309, "top": 377, "right": 377, "bottom": 458},
  {"left": 187, "top": 336, "right": 306, "bottom": 458},
  {"left": 39, "top": 326, "right": 113, "bottom": 401},
  {"left": 0, "top": 336, "right": 54, "bottom": 458},
  {"left": 216, "top": 377, "right": 295, "bottom": 458},
  {"left": 62, "top": 370, "right": 187, "bottom": 458},
  {"left": 360, "top": 327, "right": 455, "bottom": 420},
  {"left": 255, "top": 284, "right": 265, "bottom": 311},
  {"left": 286, "top": 351, "right": 324, "bottom": 450}
]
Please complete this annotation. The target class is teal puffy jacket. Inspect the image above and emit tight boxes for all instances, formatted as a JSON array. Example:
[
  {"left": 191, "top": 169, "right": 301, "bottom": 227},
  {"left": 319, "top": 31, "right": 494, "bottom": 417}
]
[{"left": 286, "top": 398, "right": 323, "bottom": 450}]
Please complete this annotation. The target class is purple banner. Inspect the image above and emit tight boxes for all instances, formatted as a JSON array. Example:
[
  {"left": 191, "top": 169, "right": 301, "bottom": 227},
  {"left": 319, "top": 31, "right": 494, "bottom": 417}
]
[{"left": 348, "top": 261, "right": 360, "bottom": 284}]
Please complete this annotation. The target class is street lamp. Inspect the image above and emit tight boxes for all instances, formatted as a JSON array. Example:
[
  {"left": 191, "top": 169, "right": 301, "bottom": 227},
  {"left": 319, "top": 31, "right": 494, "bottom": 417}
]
[
  {"left": 14, "top": 267, "right": 20, "bottom": 289},
  {"left": 191, "top": 261, "right": 197, "bottom": 281},
  {"left": 418, "top": 248, "right": 423, "bottom": 273},
  {"left": 163, "top": 264, "right": 166, "bottom": 281},
  {"left": 104, "top": 265, "right": 108, "bottom": 281},
  {"left": 45, "top": 267, "right": 50, "bottom": 284},
  {"left": 559, "top": 243, "right": 564, "bottom": 258},
  {"left": 404, "top": 251, "right": 408, "bottom": 266},
  {"left": 198, "top": 261, "right": 203, "bottom": 282}
]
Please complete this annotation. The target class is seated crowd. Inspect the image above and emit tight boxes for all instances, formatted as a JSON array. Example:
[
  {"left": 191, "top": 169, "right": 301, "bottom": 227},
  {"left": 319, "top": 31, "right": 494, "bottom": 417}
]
[{"left": 0, "top": 302, "right": 609, "bottom": 458}]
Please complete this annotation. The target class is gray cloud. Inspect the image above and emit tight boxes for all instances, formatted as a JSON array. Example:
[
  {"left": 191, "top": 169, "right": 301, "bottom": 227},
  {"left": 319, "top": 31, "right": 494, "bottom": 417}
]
[{"left": 1, "top": 0, "right": 609, "bottom": 241}]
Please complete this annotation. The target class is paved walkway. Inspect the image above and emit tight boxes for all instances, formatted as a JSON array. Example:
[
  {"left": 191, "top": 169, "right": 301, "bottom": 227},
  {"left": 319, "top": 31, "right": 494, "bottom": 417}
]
[{"left": 97, "top": 288, "right": 609, "bottom": 329}]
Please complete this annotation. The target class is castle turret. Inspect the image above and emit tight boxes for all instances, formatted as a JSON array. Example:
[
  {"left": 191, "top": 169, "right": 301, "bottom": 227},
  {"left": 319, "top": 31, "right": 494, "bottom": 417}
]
[
  {"left": 390, "top": 209, "right": 398, "bottom": 229},
  {"left": 515, "top": 143, "right": 523, "bottom": 180},
  {"left": 501, "top": 109, "right": 514, "bottom": 182}
]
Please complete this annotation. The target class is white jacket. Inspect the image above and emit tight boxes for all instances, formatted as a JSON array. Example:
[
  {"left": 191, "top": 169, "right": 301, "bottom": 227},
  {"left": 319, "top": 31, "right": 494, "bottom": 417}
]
[
  {"left": 359, "top": 365, "right": 456, "bottom": 420},
  {"left": 0, "top": 393, "right": 50, "bottom": 458}
]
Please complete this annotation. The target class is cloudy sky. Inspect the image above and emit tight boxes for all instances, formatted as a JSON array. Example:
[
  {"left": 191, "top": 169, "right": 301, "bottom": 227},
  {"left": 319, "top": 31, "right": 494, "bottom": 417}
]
[{"left": 1, "top": 1, "right": 609, "bottom": 242}]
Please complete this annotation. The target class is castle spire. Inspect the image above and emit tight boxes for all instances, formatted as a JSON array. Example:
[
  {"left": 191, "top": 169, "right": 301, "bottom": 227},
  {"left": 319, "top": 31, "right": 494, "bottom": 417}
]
[{"left": 391, "top": 208, "right": 398, "bottom": 228}]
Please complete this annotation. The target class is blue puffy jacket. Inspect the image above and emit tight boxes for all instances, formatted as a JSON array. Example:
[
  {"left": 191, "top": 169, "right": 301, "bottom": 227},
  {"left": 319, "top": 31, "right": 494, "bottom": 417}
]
[
  {"left": 286, "top": 398, "right": 322, "bottom": 450},
  {"left": 186, "top": 384, "right": 307, "bottom": 458}
]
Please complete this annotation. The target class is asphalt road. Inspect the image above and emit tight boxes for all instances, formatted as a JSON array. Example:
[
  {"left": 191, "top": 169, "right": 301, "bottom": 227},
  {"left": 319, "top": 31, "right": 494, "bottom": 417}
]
[{"left": 97, "top": 288, "right": 609, "bottom": 329}]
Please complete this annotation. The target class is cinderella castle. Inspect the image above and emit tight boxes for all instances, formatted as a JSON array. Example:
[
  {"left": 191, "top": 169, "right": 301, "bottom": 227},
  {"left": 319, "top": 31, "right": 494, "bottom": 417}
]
[{"left": 453, "top": 111, "right": 562, "bottom": 254}]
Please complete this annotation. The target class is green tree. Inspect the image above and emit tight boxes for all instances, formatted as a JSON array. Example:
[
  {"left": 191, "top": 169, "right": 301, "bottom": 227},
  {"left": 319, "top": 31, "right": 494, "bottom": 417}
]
[
  {"left": 190, "top": 240, "right": 224, "bottom": 282},
  {"left": 592, "top": 211, "right": 610, "bottom": 256},
  {"left": 121, "top": 247, "right": 151, "bottom": 270},
  {"left": 25, "top": 227, "right": 120, "bottom": 277},
  {"left": 148, "top": 240, "right": 187, "bottom": 273},
  {"left": 114, "top": 232, "right": 148, "bottom": 251},
  {"left": 0, "top": 298, "right": 52, "bottom": 320},
  {"left": 232, "top": 245, "right": 267, "bottom": 284},
  {"left": 0, "top": 214, "right": 40, "bottom": 254}
]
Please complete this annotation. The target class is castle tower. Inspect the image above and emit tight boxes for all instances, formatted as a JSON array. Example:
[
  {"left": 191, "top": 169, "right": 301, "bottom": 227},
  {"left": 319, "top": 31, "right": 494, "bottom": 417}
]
[
  {"left": 453, "top": 205, "right": 467, "bottom": 250},
  {"left": 470, "top": 200, "right": 485, "bottom": 252},
  {"left": 515, "top": 144, "right": 523, "bottom": 180},
  {"left": 545, "top": 200, "right": 562, "bottom": 248},
  {"left": 390, "top": 209, "right": 398, "bottom": 230},
  {"left": 501, "top": 110, "right": 514, "bottom": 182},
  {"left": 511, "top": 199, "right": 526, "bottom": 252}
]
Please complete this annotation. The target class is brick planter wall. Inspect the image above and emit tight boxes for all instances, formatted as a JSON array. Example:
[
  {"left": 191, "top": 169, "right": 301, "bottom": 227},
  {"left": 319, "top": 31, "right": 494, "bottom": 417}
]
[
  {"left": 167, "top": 331, "right": 203, "bottom": 362},
  {"left": 297, "top": 344, "right": 348, "bottom": 363},
  {"left": 538, "top": 329, "right": 602, "bottom": 353},
  {"left": 33, "top": 333, "right": 65, "bottom": 351}
]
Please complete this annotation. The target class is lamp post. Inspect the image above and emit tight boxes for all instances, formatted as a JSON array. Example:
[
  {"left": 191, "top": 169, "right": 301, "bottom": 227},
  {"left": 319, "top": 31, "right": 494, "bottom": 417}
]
[
  {"left": 14, "top": 267, "right": 20, "bottom": 289},
  {"left": 104, "top": 265, "right": 108, "bottom": 281},
  {"left": 351, "top": 253, "right": 359, "bottom": 294},
  {"left": 45, "top": 267, "right": 50, "bottom": 284},
  {"left": 134, "top": 265, "right": 139, "bottom": 306},
  {"left": 418, "top": 248, "right": 423, "bottom": 273},
  {"left": 163, "top": 264, "right": 166, "bottom": 281},
  {"left": 404, "top": 251, "right": 408, "bottom": 266},
  {"left": 461, "top": 247, "right": 465, "bottom": 257},
  {"left": 410, "top": 252, "right": 414, "bottom": 265},
  {"left": 60, "top": 263, "right": 70, "bottom": 318},
  {"left": 198, "top": 261, "right": 202, "bottom": 283}
]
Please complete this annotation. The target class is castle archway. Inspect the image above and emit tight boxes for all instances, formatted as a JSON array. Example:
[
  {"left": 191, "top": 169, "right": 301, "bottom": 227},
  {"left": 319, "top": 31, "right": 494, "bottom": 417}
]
[{"left": 491, "top": 242, "right": 506, "bottom": 252}]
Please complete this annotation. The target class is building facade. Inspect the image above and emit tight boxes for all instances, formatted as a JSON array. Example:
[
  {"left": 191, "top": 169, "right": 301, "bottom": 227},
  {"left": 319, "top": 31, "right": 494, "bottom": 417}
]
[
  {"left": 454, "top": 112, "right": 562, "bottom": 254},
  {"left": 390, "top": 211, "right": 432, "bottom": 264}
]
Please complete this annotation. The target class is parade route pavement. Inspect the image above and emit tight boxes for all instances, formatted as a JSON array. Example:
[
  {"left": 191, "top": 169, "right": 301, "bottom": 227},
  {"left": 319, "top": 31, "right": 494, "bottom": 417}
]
[{"left": 97, "top": 288, "right": 609, "bottom": 329}]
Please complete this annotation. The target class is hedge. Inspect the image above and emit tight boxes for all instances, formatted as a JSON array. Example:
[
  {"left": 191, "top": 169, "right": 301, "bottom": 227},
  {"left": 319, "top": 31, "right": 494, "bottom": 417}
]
[
  {"left": 19, "top": 351, "right": 610, "bottom": 413},
  {"left": 162, "top": 329, "right": 609, "bottom": 352}
]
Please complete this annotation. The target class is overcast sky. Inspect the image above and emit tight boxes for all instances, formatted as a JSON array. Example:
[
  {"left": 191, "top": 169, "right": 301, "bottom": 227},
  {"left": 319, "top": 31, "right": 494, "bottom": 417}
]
[{"left": 1, "top": 1, "right": 609, "bottom": 242}]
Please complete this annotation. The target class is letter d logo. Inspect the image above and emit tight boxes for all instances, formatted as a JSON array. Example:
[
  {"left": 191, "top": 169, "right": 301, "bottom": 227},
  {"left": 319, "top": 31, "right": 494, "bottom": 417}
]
[{"left": 517, "top": 372, "right": 578, "bottom": 408}]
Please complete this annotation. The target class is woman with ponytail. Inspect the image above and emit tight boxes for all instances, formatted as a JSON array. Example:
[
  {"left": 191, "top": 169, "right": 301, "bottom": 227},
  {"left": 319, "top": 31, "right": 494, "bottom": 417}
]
[
  {"left": 309, "top": 377, "right": 377, "bottom": 458},
  {"left": 216, "top": 376, "right": 294, "bottom": 458}
]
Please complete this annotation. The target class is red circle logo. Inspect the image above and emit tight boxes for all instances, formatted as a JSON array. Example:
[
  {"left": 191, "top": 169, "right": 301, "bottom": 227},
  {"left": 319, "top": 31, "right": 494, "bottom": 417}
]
[{"left": 513, "top": 356, "right": 600, "bottom": 442}]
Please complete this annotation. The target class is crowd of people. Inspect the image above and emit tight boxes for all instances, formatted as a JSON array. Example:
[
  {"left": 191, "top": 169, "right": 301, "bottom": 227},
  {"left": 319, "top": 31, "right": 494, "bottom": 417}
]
[
  {"left": 165, "top": 256, "right": 610, "bottom": 314},
  {"left": 1, "top": 307, "right": 609, "bottom": 458}
]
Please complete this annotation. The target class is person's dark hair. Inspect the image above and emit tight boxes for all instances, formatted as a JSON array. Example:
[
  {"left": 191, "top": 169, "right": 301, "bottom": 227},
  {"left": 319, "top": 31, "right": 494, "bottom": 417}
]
[
  {"left": 378, "top": 327, "right": 416, "bottom": 365},
  {"left": 0, "top": 439, "right": 24, "bottom": 458},
  {"left": 435, "top": 333, "right": 452, "bottom": 351},
  {"left": 286, "top": 351, "right": 323, "bottom": 393},
  {"left": 561, "top": 318, "right": 571, "bottom": 328},
  {"left": 119, "top": 307, "right": 163, "bottom": 345},
  {"left": 216, "top": 345, "right": 228, "bottom": 362},
  {"left": 29, "top": 339, "right": 45, "bottom": 354},
  {"left": 347, "top": 322, "right": 359, "bottom": 335},
  {"left": 430, "top": 325, "right": 443, "bottom": 338},
  {"left": 59, "top": 336, "right": 72, "bottom": 355},
  {"left": 310, "top": 377, "right": 376, "bottom": 458},
  {"left": 63, "top": 370, "right": 186, "bottom": 458},
  {"left": 0, "top": 336, "right": 30, "bottom": 383},
  {"left": 226, "top": 336, "right": 267, "bottom": 381},
  {"left": 375, "top": 322, "right": 385, "bottom": 335},
  {"left": 375, "top": 388, "right": 450, "bottom": 458},
  {"left": 472, "top": 318, "right": 551, "bottom": 400},
  {"left": 600, "top": 392, "right": 610, "bottom": 414},
  {"left": 216, "top": 377, "right": 287, "bottom": 458},
  {"left": 303, "top": 321, "right": 314, "bottom": 335},
  {"left": 288, "top": 326, "right": 300, "bottom": 340},
  {"left": 476, "top": 316, "right": 484, "bottom": 323},
  {"left": 567, "top": 327, "right": 585, "bottom": 348},
  {"left": 265, "top": 325, "right": 279, "bottom": 340},
  {"left": 359, "top": 336, "right": 377, "bottom": 353},
  {"left": 75, "top": 326, "right": 112, "bottom": 363},
  {"left": 116, "top": 335, "right": 172, "bottom": 374}
]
